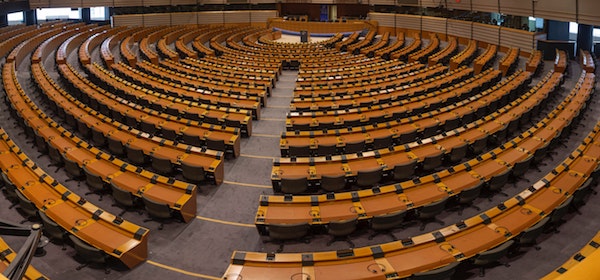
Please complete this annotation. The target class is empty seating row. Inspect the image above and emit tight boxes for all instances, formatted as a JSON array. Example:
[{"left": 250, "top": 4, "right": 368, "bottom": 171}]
[
  {"left": 376, "top": 32, "right": 405, "bottom": 59},
  {"left": 499, "top": 47, "right": 520, "bottom": 76},
  {"left": 474, "top": 43, "right": 497, "bottom": 74},
  {"left": 85, "top": 63, "right": 253, "bottom": 137},
  {"left": 542, "top": 231, "right": 600, "bottom": 279},
  {"left": 360, "top": 32, "right": 390, "bottom": 57},
  {"left": 450, "top": 39, "right": 478, "bottom": 70},
  {"left": 272, "top": 69, "right": 559, "bottom": 193},
  {"left": 286, "top": 66, "right": 478, "bottom": 132},
  {"left": 389, "top": 33, "right": 421, "bottom": 60},
  {"left": 111, "top": 62, "right": 262, "bottom": 119},
  {"left": 281, "top": 68, "right": 509, "bottom": 157},
  {"left": 0, "top": 129, "right": 149, "bottom": 269},
  {"left": 427, "top": 36, "right": 458, "bottom": 66},
  {"left": 60, "top": 62, "right": 241, "bottom": 158},
  {"left": 554, "top": 49, "right": 568, "bottom": 74},
  {"left": 580, "top": 50, "right": 595, "bottom": 73},
  {"left": 4, "top": 61, "right": 198, "bottom": 222},
  {"left": 346, "top": 30, "right": 377, "bottom": 54},
  {"left": 525, "top": 50, "right": 544, "bottom": 76},
  {"left": 291, "top": 64, "right": 450, "bottom": 110},
  {"left": 226, "top": 116, "right": 600, "bottom": 280},
  {"left": 408, "top": 33, "right": 439, "bottom": 63}
]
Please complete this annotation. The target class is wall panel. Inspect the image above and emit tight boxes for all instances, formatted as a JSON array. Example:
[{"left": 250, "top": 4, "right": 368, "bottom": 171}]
[
  {"left": 471, "top": 0, "right": 497, "bottom": 13},
  {"left": 578, "top": 0, "right": 600, "bottom": 26},
  {"left": 29, "top": 0, "right": 50, "bottom": 8},
  {"left": 197, "top": 11, "right": 225, "bottom": 24},
  {"left": 114, "top": 0, "right": 143, "bottom": 7},
  {"left": 500, "top": 27, "right": 534, "bottom": 51},
  {"left": 368, "top": 0, "right": 395, "bottom": 5},
  {"left": 369, "top": 12, "right": 394, "bottom": 27},
  {"left": 171, "top": 12, "right": 197, "bottom": 25},
  {"left": 447, "top": 19, "right": 471, "bottom": 39},
  {"left": 421, "top": 16, "right": 445, "bottom": 34},
  {"left": 473, "top": 22, "right": 499, "bottom": 45},
  {"left": 143, "top": 13, "right": 171, "bottom": 26},
  {"left": 112, "top": 14, "right": 143, "bottom": 26},
  {"left": 534, "top": 0, "right": 576, "bottom": 23},
  {"left": 224, "top": 11, "right": 250, "bottom": 24},
  {"left": 446, "top": 0, "right": 471, "bottom": 11},
  {"left": 500, "top": 0, "right": 532, "bottom": 17},
  {"left": 171, "top": 0, "right": 199, "bottom": 4},
  {"left": 81, "top": 0, "right": 114, "bottom": 7},
  {"left": 250, "top": 10, "right": 278, "bottom": 23},
  {"left": 395, "top": 14, "right": 420, "bottom": 31}
]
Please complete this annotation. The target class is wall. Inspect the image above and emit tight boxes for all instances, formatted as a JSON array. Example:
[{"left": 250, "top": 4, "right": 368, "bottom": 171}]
[{"left": 111, "top": 10, "right": 277, "bottom": 27}]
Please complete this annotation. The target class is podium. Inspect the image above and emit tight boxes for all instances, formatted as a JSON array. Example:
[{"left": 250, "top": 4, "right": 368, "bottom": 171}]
[{"left": 300, "top": 30, "right": 310, "bottom": 43}]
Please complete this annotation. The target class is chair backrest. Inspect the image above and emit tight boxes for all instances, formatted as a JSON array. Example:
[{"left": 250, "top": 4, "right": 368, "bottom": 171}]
[
  {"left": 68, "top": 235, "right": 107, "bottom": 265},
  {"left": 328, "top": 218, "right": 358, "bottom": 236},
  {"left": 488, "top": 168, "right": 511, "bottom": 191},
  {"left": 418, "top": 197, "right": 448, "bottom": 219},
  {"left": 142, "top": 195, "right": 173, "bottom": 219},
  {"left": 370, "top": 210, "right": 406, "bottom": 231},
  {"left": 473, "top": 240, "right": 515, "bottom": 266},
  {"left": 1, "top": 172, "right": 17, "bottom": 200},
  {"left": 77, "top": 121, "right": 91, "bottom": 138},
  {"left": 469, "top": 134, "right": 488, "bottom": 155},
  {"left": 511, "top": 155, "right": 533, "bottom": 177},
  {"left": 549, "top": 196, "right": 573, "bottom": 224},
  {"left": 63, "top": 156, "right": 83, "bottom": 178},
  {"left": 393, "top": 159, "right": 417, "bottom": 181},
  {"left": 182, "top": 132, "right": 202, "bottom": 147},
  {"left": 356, "top": 167, "right": 383, "bottom": 187},
  {"left": 140, "top": 120, "right": 157, "bottom": 135},
  {"left": 280, "top": 177, "right": 308, "bottom": 194},
  {"left": 83, "top": 167, "right": 105, "bottom": 191},
  {"left": 573, "top": 178, "right": 593, "bottom": 205},
  {"left": 267, "top": 222, "right": 310, "bottom": 241},
  {"left": 16, "top": 190, "right": 38, "bottom": 218},
  {"left": 398, "top": 128, "right": 418, "bottom": 144},
  {"left": 125, "top": 145, "right": 146, "bottom": 165},
  {"left": 518, "top": 217, "right": 550, "bottom": 245},
  {"left": 110, "top": 182, "right": 136, "bottom": 207},
  {"left": 206, "top": 138, "right": 226, "bottom": 152},
  {"left": 533, "top": 142, "right": 550, "bottom": 163},
  {"left": 411, "top": 261, "right": 460, "bottom": 280},
  {"left": 161, "top": 128, "right": 178, "bottom": 141},
  {"left": 48, "top": 144, "right": 63, "bottom": 164},
  {"left": 458, "top": 181, "right": 484, "bottom": 204},
  {"left": 151, "top": 155, "right": 173, "bottom": 175},
  {"left": 372, "top": 135, "right": 393, "bottom": 150},
  {"left": 422, "top": 150, "right": 444, "bottom": 171},
  {"left": 107, "top": 135, "right": 125, "bottom": 156},
  {"left": 421, "top": 124, "right": 439, "bottom": 139},
  {"left": 39, "top": 211, "right": 65, "bottom": 241},
  {"left": 181, "top": 161, "right": 206, "bottom": 182},
  {"left": 316, "top": 144, "right": 337, "bottom": 157},
  {"left": 91, "top": 127, "right": 106, "bottom": 147},
  {"left": 289, "top": 145, "right": 311, "bottom": 157},
  {"left": 320, "top": 174, "right": 346, "bottom": 192},
  {"left": 448, "top": 142, "right": 468, "bottom": 163},
  {"left": 344, "top": 141, "right": 366, "bottom": 154}
]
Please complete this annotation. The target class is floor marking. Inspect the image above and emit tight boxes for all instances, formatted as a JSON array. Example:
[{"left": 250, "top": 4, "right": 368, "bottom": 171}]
[
  {"left": 261, "top": 118, "right": 286, "bottom": 121},
  {"left": 252, "top": 133, "right": 280, "bottom": 138},
  {"left": 240, "top": 154, "right": 276, "bottom": 160},
  {"left": 268, "top": 105, "right": 290, "bottom": 109},
  {"left": 223, "top": 180, "right": 272, "bottom": 189},
  {"left": 146, "top": 260, "right": 220, "bottom": 280},
  {"left": 195, "top": 215, "right": 255, "bottom": 227}
]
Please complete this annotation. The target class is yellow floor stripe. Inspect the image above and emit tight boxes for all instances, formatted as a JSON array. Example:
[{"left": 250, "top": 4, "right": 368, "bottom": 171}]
[
  {"left": 261, "top": 118, "right": 286, "bottom": 121},
  {"left": 240, "top": 153, "right": 275, "bottom": 160},
  {"left": 268, "top": 105, "right": 290, "bottom": 109},
  {"left": 252, "top": 133, "right": 280, "bottom": 138},
  {"left": 195, "top": 215, "right": 255, "bottom": 227},
  {"left": 223, "top": 180, "right": 272, "bottom": 189},
  {"left": 146, "top": 260, "right": 220, "bottom": 280}
]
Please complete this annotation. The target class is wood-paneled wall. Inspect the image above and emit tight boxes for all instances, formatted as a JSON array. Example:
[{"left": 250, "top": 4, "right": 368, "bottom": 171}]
[{"left": 111, "top": 10, "right": 277, "bottom": 27}]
